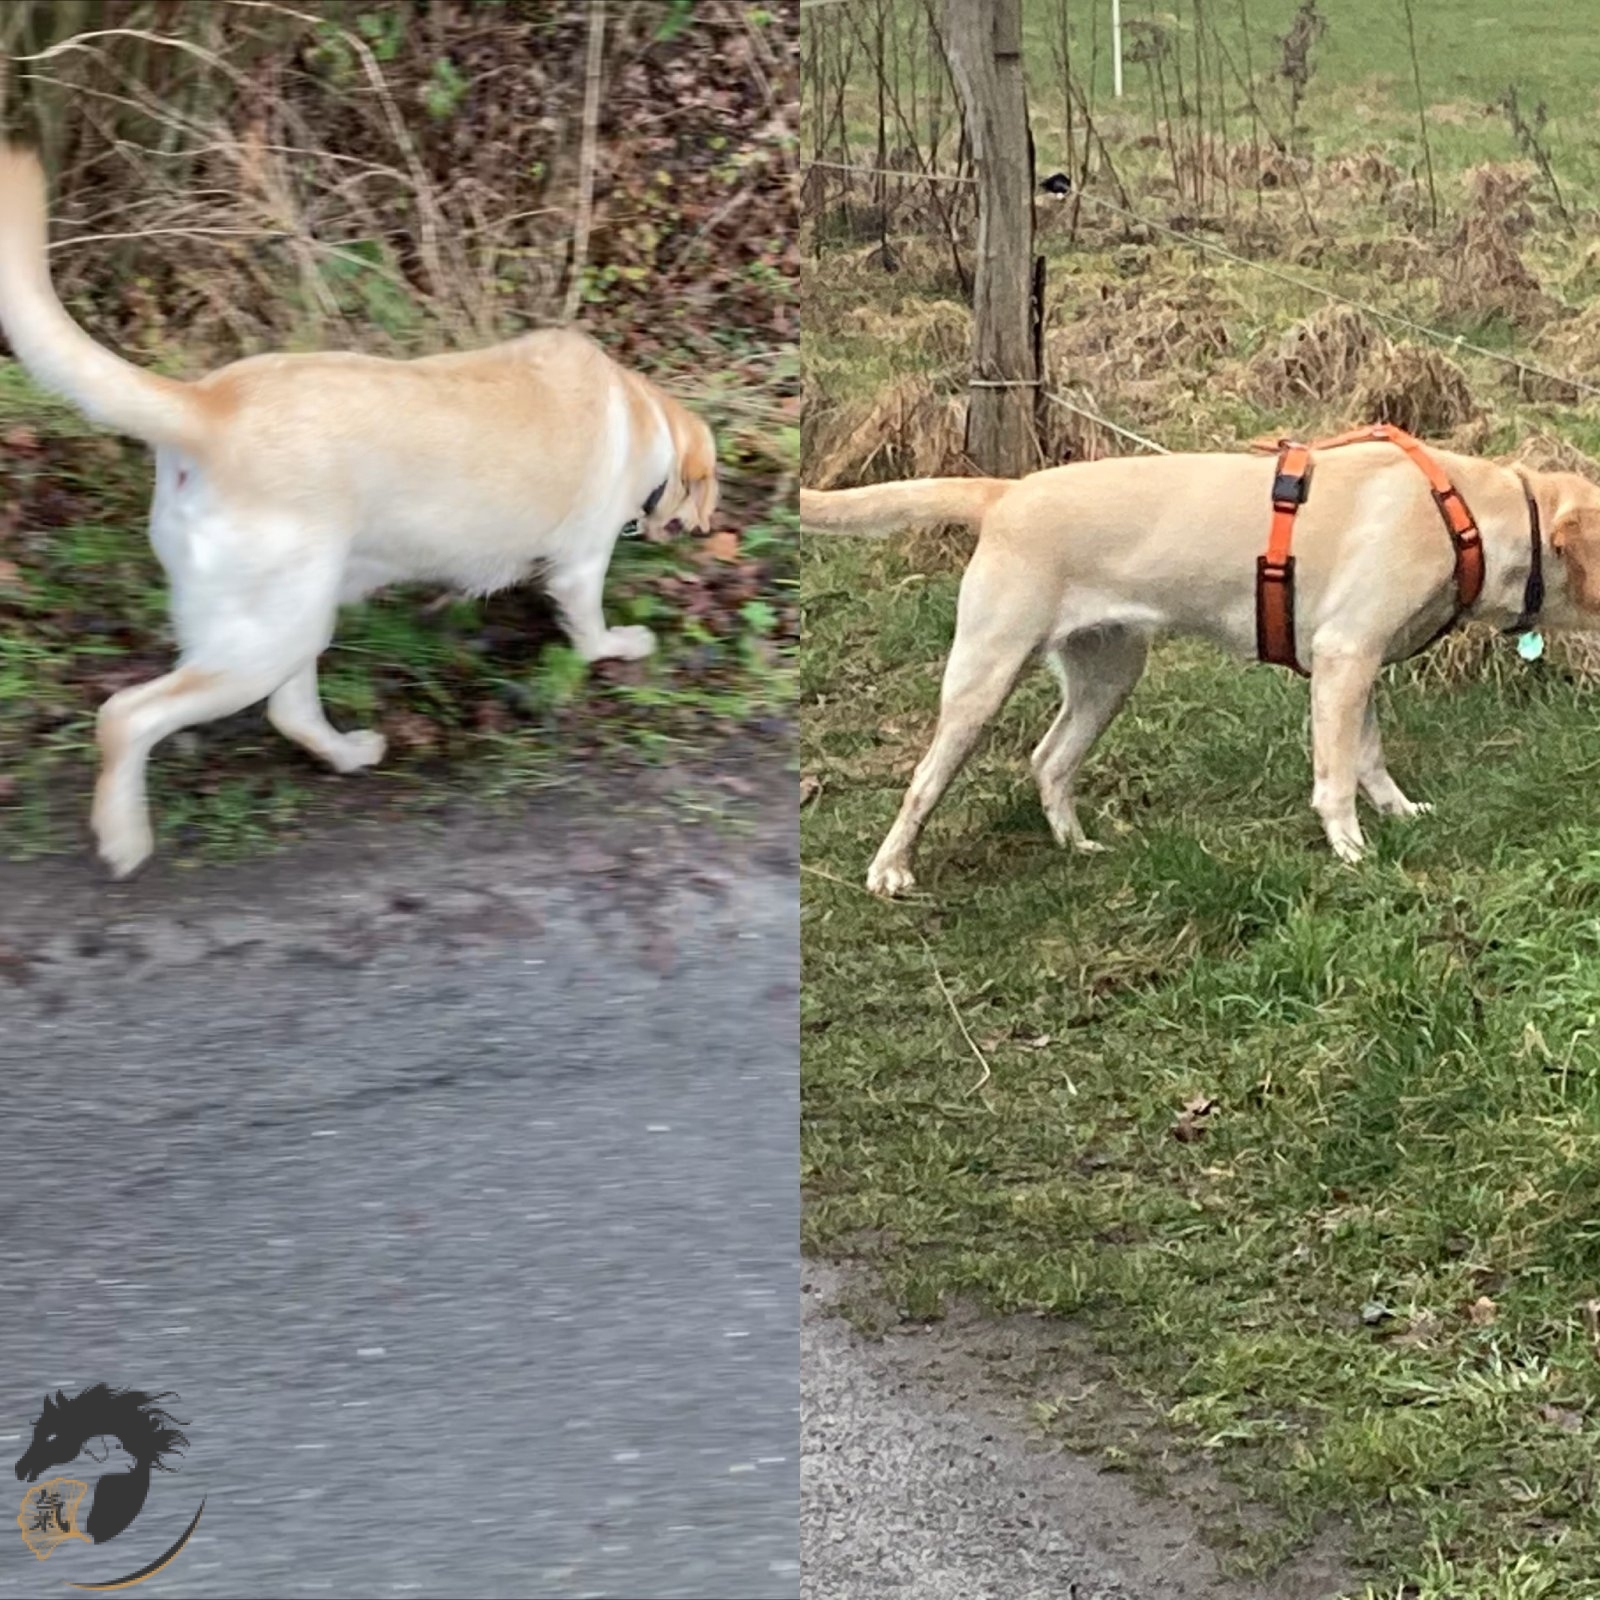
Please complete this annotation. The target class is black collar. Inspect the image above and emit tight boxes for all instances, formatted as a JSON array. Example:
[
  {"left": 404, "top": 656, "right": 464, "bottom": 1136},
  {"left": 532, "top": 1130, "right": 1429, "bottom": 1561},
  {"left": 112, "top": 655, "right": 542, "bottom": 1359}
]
[
  {"left": 1503, "top": 475, "right": 1545, "bottom": 636},
  {"left": 642, "top": 479, "right": 667, "bottom": 518}
]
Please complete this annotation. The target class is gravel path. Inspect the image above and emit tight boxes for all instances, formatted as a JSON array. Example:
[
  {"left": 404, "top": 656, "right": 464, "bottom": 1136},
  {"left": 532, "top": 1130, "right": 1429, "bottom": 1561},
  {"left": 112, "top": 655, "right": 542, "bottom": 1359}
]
[{"left": 802, "top": 1263, "right": 1351, "bottom": 1600}]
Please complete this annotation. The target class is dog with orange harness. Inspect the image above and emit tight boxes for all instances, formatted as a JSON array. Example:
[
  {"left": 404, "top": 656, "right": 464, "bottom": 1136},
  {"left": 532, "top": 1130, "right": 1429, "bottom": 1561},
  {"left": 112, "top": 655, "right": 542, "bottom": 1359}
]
[{"left": 800, "top": 429, "right": 1600, "bottom": 895}]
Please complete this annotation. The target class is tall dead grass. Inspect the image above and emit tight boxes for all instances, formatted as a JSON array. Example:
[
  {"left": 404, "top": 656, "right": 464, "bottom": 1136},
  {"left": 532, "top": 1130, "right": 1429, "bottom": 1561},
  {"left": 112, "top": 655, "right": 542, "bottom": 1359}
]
[
  {"left": 805, "top": 373, "right": 967, "bottom": 489},
  {"left": 0, "top": 0, "right": 793, "bottom": 374},
  {"left": 1436, "top": 163, "right": 1559, "bottom": 330}
]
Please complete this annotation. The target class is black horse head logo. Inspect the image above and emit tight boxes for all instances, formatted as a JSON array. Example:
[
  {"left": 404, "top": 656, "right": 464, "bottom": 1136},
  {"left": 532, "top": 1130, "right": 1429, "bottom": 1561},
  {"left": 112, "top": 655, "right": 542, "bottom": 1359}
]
[{"left": 14, "top": 1385, "right": 188, "bottom": 1545}]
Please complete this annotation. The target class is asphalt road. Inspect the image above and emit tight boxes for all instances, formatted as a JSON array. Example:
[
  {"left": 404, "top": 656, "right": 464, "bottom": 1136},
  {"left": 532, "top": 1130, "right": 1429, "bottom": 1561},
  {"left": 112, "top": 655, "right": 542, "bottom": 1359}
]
[{"left": 0, "top": 785, "right": 798, "bottom": 1599}]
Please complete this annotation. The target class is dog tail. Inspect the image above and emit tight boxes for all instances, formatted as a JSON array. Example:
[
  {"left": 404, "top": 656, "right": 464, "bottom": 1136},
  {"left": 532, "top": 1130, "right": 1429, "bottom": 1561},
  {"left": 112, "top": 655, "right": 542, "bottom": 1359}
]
[
  {"left": 800, "top": 477, "right": 1009, "bottom": 535},
  {"left": 0, "top": 146, "right": 208, "bottom": 449}
]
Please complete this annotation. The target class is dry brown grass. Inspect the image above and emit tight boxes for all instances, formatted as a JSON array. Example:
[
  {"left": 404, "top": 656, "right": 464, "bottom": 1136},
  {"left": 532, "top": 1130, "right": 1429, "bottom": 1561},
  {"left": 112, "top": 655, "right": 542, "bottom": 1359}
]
[
  {"left": 1520, "top": 302, "right": 1600, "bottom": 403},
  {"left": 1497, "top": 429, "right": 1600, "bottom": 481},
  {"left": 803, "top": 370, "right": 979, "bottom": 572},
  {"left": 1039, "top": 386, "right": 1147, "bottom": 462},
  {"left": 1045, "top": 276, "right": 1231, "bottom": 417},
  {"left": 1348, "top": 343, "right": 1481, "bottom": 437},
  {"left": 840, "top": 297, "right": 970, "bottom": 371},
  {"left": 805, "top": 373, "right": 968, "bottom": 489},
  {"left": 1338, "top": 235, "right": 1434, "bottom": 279},
  {"left": 1319, "top": 148, "right": 1403, "bottom": 195},
  {"left": 1405, "top": 623, "right": 1516, "bottom": 691},
  {"left": 1246, "top": 305, "right": 1479, "bottom": 437},
  {"left": 1223, "top": 144, "right": 1310, "bottom": 193},
  {"left": 1436, "top": 163, "right": 1559, "bottom": 330},
  {"left": 1249, "top": 304, "right": 1384, "bottom": 407},
  {"left": 1463, "top": 162, "right": 1540, "bottom": 237},
  {"left": 1411, "top": 620, "right": 1600, "bottom": 690}
]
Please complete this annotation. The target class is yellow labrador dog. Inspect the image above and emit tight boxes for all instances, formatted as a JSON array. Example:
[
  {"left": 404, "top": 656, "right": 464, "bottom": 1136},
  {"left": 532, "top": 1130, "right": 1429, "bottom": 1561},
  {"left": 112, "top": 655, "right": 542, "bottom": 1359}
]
[
  {"left": 802, "top": 446, "right": 1600, "bottom": 896},
  {"left": 0, "top": 146, "right": 717, "bottom": 876}
]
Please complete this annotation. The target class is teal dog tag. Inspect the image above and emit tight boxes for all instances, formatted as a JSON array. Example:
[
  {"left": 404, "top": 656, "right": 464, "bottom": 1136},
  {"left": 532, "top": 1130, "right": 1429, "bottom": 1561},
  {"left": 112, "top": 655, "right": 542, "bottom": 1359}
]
[{"left": 1517, "top": 631, "right": 1545, "bottom": 662}]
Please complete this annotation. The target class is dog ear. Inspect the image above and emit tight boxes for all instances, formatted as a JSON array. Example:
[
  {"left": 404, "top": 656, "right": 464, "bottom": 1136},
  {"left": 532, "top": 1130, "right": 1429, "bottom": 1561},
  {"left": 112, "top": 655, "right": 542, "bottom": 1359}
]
[
  {"left": 1553, "top": 508, "right": 1600, "bottom": 611},
  {"left": 687, "top": 473, "right": 718, "bottom": 533}
]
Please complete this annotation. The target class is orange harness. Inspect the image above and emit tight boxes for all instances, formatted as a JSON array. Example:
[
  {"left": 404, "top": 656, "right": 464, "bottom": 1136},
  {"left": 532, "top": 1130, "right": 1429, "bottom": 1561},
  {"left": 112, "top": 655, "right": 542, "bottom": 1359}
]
[{"left": 1251, "top": 423, "right": 1486, "bottom": 675}]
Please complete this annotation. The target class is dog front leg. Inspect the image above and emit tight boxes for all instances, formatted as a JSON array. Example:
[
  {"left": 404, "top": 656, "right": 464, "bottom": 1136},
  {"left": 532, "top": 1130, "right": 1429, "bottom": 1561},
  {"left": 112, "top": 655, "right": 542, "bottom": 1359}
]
[
  {"left": 547, "top": 551, "right": 656, "bottom": 663},
  {"left": 1309, "top": 646, "right": 1381, "bottom": 863}
]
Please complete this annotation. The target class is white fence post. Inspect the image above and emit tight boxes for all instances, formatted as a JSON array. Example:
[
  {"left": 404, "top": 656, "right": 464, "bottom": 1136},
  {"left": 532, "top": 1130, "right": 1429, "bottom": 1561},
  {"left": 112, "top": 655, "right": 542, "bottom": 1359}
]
[{"left": 1112, "top": 0, "right": 1123, "bottom": 96}]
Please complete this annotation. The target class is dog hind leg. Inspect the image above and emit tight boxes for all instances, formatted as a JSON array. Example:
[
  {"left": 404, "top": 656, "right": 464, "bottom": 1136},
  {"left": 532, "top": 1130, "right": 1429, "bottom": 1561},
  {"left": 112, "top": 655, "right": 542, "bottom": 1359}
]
[
  {"left": 93, "top": 554, "right": 342, "bottom": 877},
  {"left": 1030, "top": 626, "right": 1149, "bottom": 851},
  {"left": 95, "top": 662, "right": 311, "bottom": 877},
  {"left": 867, "top": 555, "right": 1052, "bottom": 897},
  {"left": 267, "top": 661, "right": 386, "bottom": 773}
]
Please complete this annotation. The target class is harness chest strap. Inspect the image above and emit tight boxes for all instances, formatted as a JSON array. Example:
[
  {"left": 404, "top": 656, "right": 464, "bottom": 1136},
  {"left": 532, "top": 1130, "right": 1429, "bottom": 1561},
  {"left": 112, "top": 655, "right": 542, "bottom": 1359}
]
[
  {"left": 1255, "top": 443, "right": 1310, "bottom": 672},
  {"left": 1252, "top": 423, "right": 1486, "bottom": 675}
]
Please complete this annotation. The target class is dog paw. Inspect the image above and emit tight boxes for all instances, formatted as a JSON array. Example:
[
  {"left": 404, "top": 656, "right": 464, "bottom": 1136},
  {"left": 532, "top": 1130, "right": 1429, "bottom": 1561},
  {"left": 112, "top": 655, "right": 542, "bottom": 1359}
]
[
  {"left": 1329, "top": 831, "right": 1367, "bottom": 864},
  {"left": 600, "top": 625, "right": 657, "bottom": 662},
  {"left": 329, "top": 729, "right": 387, "bottom": 773},
  {"left": 866, "top": 861, "right": 917, "bottom": 898},
  {"left": 97, "top": 819, "right": 155, "bottom": 879},
  {"left": 1044, "top": 806, "right": 1105, "bottom": 852}
]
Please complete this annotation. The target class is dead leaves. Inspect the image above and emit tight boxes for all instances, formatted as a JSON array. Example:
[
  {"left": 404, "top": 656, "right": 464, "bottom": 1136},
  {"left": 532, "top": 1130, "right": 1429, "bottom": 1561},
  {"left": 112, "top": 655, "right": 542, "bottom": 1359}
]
[
  {"left": 383, "top": 710, "right": 445, "bottom": 755},
  {"left": 1539, "top": 1403, "right": 1584, "bottom": 1434},
  {"left": 696, "top": 528, "right": 741, "bottom": 564},
  {"left": 1171, "top": 1092, "right": 1218, "bottom": 1143},
  {"left": 975, "top": 1028, "right": 1056, "bottom": 1055}
]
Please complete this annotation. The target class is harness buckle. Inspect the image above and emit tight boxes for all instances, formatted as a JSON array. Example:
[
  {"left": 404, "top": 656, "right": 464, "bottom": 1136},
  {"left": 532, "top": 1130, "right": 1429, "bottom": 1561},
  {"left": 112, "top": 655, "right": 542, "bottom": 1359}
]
[
  {"left": 1431, "top": 485, "right": 1476, "bottom": 539},
  {"left": 1271, "top": 470, "right": 1310, "bottom": 510}
]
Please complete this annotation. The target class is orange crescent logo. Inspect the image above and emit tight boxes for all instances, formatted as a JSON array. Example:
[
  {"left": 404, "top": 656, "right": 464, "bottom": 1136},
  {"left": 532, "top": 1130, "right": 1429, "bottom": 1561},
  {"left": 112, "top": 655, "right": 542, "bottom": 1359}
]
[{"left": 63, "top": 1500, "right": 205, "bottom": 1591}]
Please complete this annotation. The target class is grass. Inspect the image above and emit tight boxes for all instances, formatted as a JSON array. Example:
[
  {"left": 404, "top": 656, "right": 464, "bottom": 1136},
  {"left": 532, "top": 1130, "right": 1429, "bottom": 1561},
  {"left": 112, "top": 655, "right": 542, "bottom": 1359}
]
[
  {"left": 1022, "top": 0, "right": 1600, "bottom": 185},
  {"left": 803, "top": 4, "right": 1600, "bottom": 1596},
  {"left": 0, "top": 358, "right": 795, "bottom": 864}
]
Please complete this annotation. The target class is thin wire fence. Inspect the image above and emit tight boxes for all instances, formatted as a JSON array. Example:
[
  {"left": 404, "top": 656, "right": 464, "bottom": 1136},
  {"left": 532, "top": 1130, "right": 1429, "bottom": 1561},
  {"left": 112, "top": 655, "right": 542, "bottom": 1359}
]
[{"left": 1043, "top": 391, "right": 1172, "bottom": 455}]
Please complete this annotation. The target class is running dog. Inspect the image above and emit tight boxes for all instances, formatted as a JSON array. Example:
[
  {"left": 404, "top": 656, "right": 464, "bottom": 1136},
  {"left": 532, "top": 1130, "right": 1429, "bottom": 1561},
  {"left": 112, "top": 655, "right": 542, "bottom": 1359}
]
[{"left": 0, "top": 145, "right": 718, "bottom": 876}]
